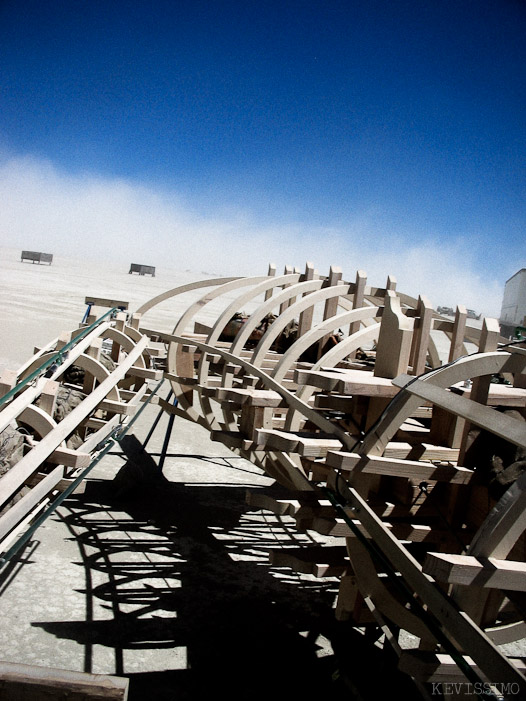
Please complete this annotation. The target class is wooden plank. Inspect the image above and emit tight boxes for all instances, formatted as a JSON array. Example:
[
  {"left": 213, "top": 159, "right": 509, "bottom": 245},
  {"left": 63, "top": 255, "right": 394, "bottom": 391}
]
[
  {"left": 297, "top": 261, "right": 316, "bottom": 337},
  {"left": 409, "top": 295, "right": 433, "bottom": 376},
  {"left": 211, "top": 387, "right": 283, "bottom": 407},
  {"left": 374, "top": 291, "right": 414, "bottom": 379},
  {"left": 325, "top": 468, "right": 526, "bottom": 689},
  {"left": 0, "top": 466, "right": 64, "bottom": 542},
  {"left": 449, "top": 305, "right": 468, "bottom": 361},
  {"left": 126, "top": 365, "right": 162, "bottom": 380},
  {"left": 325, "top": 451, "right": 474, "bottom": 484},
  {"left": 0, "top": 370, "right": 17, "bottom": 399},
  {"left": 0, "top": 335, "right": 148, "bottom": 511},
  {"left": 84, "top": 296, "right": 129, "bottom": 310},
  {"left": 0, "top": 661, "right": 128, "bottom": 700},
  {"left": 393, "top": 375, "right": 526, "bottom": 449},
  {"left": 255, "top": 429, "right": 342, "bottom": 457},
  {"left": 294, "top": 368, "right": 398, "bottom": 396},
  {"left": 423, "top": 552, "right": 526, "bottom": 591},
  {"left": 47, "top": 446, "right": 91, "bottom": 468}
]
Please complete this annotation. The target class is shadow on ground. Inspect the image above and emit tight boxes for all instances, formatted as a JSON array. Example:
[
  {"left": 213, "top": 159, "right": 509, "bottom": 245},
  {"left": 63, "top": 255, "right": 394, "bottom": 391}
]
[{"left": 31, "top": 435, "right": 422, "bottom": 700}]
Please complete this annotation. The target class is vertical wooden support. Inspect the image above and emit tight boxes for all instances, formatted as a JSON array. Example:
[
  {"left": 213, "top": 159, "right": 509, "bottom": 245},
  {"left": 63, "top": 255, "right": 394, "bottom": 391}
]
[
  {"left": 386, "top": 275, "right": 397, "bottom": 291},
  {"left": 448, "top": 305, "right": 467, "bottom": 362},
  {"left": 83, "top": 339, "right": 102, "bottom": 394},
  {"left": 239, "top": 406, "right": 273, "bottom": 441},
  {"left": 374, "top": 292, "right": 414, "bottom": 379},
  {"left": 297, "top": 262, "right": 316, "bottom": 338},
  {"left": 430, "top": 305, "right": 469, "bottom": 448},
  {"left": 322, "top": 266, "right": 343, "bottom": 321},
  {"left": 279, "top": 265, "right": 294, "bottom": 314},
  {"left": 130, "top": 313, "right": 142, "bottom": 330},
  {"left": 110, "top": 313, "right": 127, "bottom": 363},
  {"left": 114, "top": 312, "right": 126, "bottom": 332},
  {"left": 39, "top": 380, "right": 59, "bottom": 417},
  {"left": 264, "top": 263, "right": 276, "bottom": 301},
  {"left": 409, "top": 295, "right": 433, "bottom": 376},
  {"left": 349, "top": 269, "right": 367, "bottom": 338},
  {"left": 469, "top": 317, "right": 501, "bottom": 402},
  {"left": 317, "top": 266, "right": 343, "bottom": 359},
  {"left": 55, "top": 332, "right": 72, "bottom": 351},
  {"left": 458, "top": 317, "right": 501, "bottom": 466},
  {"left": 347, "top": 270, "right": 367, "bottom": 362},
  {"left": 0, "top": 370, "right": 17, "bottom": 400}
]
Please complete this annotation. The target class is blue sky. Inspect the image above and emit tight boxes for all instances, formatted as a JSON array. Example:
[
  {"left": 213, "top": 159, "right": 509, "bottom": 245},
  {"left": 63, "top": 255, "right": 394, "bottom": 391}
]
[{"left": 0, "top": 0, "right": 524, "bottom": 317}]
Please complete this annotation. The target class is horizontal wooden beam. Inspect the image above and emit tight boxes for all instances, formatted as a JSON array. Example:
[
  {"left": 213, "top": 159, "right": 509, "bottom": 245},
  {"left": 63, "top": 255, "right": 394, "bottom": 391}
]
[
  {"left": 255, "top": 429, "right": 342, "bottom": 457},
  {"left": 393, "top": 375, "right": 526, "bottom": 449},
  {"left": 0, "top": 661, "right": 129, "bottom": 700},
  {"left": 325, "top": 451, "right": 474, "bottom": 484},
  {"left": 84, "top": 296, "right": 129, "bottom": 310},
  {"left": 325, "top": 468, "right": 526, "bottom": 690},
  {"left": 423, "top": 552, "right": 526, "bottom": 591}
]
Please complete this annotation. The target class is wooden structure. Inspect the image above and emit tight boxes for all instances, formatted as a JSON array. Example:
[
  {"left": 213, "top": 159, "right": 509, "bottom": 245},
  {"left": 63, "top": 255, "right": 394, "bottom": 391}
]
[
  {"left": 0, "top": 307, "right": 161, "bottom": 558},
  {"left": 21, "top": 250, "right": 53, "bottom": 264},
  {"left": 128, "top": 263, "right": 155, "bottom": 276},
  {"left": 0, "top": 662, "right": 128, "bottom": 700},
  {"left": 133, "top": 262, "right": 526, "bottom": 697},
  {"left": 1, "top": 261, "right": 526, "bottom": 697}
]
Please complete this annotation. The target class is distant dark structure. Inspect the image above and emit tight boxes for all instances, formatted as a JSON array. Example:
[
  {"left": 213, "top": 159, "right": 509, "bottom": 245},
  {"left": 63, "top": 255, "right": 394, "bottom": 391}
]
[
  {"left": 21, "top": 250, "right": 53, "bottom": 265},
  {"left": 129, "top": 263, "right": 155, "bottom": 277}
]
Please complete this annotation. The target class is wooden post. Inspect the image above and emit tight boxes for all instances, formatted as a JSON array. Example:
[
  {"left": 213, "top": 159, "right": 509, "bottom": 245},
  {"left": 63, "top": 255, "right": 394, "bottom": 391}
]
[
  {"left": 38, "top": 380, "right": 60, "bottom": 417},
  {"left": 318, "top": 266, "right": 343, "bottom": 359},
  {"left": 348, "top": 269, "right": 367, "bottom": 339},
  {"left": 409, "top": 295, "right": 433, "bottom": 376},
  {"left": 448, "top": 305, "right": 468, "bottom": 362},
  {"left": 130, "top": 313, "right": 142, "bottom": 330},
  {"left": 297, "top": 262, "right": 316, "bottom": 338},
  {"left": 0, "top": 661, "right": 129, "bottom": 700},
  {"left": 279, "top": 265, "right": 294, "bottom": 314},
  {"left": 374, "top": 291, "right": 414, "bottom": 379},
  {"left": 458, "top": 317, "right": 501, "bottom": 466},
  {"left": 83, "top": 339, "right": 103, "bottom": 394},
  {"left": 0, "top": 370, "right": 17, "bottom": 400},
  {"left": 264, "top": 263, "right": 276, "bottom": 301}
]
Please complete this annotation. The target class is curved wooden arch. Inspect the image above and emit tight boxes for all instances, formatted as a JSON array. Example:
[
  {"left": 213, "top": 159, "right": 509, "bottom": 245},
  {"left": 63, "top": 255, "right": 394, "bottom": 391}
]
[
  {"left": 17, "top": 405, "right": 58, "bottom": 438},
  {"left": 165, "top": 275, "right": 281, "bottom": 421},
  {"left": 360, "top": 350, "right": 526, "bottom": 457},
  {"left": 271, "top": 306, "right": 381, "bottom": 385},
  {"left": 191, "top": 277, "right": 320, "bottom": 430},
  {"left": 248, "top": 283, "right": 354, "bottom": 368},
  {"left": 102, "top": 327, "right": 146, "bottom": 368},
  {"left": 135, "top": 276, "right": 242, "bottom": 317},
  {"left": 284, "top": 324, "right": 382, "bottom": 433},
  {"left": 60, "top": 354, "right": 120, "bottom": 402}
]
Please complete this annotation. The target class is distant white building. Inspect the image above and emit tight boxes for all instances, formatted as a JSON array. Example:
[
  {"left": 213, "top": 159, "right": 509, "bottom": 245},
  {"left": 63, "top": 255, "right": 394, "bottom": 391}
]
[{"left": 500, "top": 268, "right": 526, "bottom": 335}]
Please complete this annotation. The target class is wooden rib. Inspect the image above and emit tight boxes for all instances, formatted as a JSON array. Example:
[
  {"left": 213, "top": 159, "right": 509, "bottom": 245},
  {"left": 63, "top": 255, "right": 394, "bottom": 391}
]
[{"left": 0, "top": 335, "right": 148, "bottom": 511}]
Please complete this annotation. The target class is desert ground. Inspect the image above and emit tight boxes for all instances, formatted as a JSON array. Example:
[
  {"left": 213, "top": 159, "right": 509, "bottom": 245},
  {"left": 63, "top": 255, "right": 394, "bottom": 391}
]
[{"left": 0, "top": 247, "right": 427, "bottom": 700}]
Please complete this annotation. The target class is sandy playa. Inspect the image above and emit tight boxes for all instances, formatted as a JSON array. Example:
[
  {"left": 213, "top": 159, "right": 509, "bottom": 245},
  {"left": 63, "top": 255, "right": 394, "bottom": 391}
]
[{"left": 0, "top": 246, "right": 227, "bottom": 374}]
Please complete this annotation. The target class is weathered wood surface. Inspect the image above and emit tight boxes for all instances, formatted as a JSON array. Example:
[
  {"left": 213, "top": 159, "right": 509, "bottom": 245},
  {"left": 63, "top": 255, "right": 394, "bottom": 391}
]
[
  {"left": 132, "top": 264, "right": 526, "bottom": 691},
  {"left": 3, "top": 261, "right": 526, "bottom": 694},
  {"left": 0, "top": 661, "right": 129, "bottom": 700},
  {"left": 0, "top": 314, "right": 157, "bottom": 552}
]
